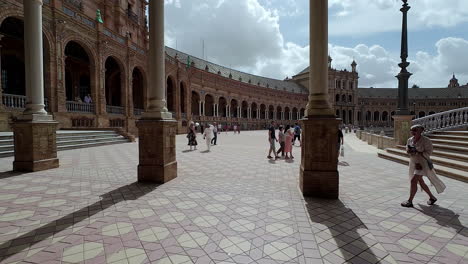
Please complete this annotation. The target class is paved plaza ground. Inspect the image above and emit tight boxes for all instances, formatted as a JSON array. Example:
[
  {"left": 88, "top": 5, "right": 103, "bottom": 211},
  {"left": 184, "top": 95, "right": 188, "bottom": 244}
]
[{"left": 0, "top": 131, "right": 467, "bottom": 264}]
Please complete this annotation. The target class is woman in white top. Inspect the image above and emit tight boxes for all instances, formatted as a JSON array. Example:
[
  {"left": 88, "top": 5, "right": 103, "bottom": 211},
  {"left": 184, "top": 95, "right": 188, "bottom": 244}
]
[
  {"left": 203, "top": 124, "right": 214, "bottom": 151},
  {"left": 401, "top": 124, "right": 446, "bottom": 207}
]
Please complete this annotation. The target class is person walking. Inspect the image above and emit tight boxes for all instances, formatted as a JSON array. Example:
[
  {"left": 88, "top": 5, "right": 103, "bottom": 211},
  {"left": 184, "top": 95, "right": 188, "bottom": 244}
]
[
  {"left": 401, "top": 124, "right": 446, "bottom": 207},
  {"left": 284, "top": 125, "right": 294, "bottom": 159},
  {"left": 276, "top": 126, "right": 285, "bottom": 157},
  {"left": 203, "top": 124, "right": 214, "bottom": 151},
  {"left": 211, "top": 122, "right": 218, "bottom": 145},
  {"left": 337, "top": 128, "right": 344, "bottom": 156},
  {"left": 187, "top": 122, "right": 197, "bottom": 150},
  {"left": 293, "top": 123, "right": 301, "bottom": 146},
  {"left": 267, "top": 121, "right": 278, "bottom": 159}
]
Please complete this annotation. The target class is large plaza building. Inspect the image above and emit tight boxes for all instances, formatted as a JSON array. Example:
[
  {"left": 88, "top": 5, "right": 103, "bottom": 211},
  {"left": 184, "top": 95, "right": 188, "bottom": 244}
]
[{"left": 0, "top": 0, "right": 466, "bottom": 134}]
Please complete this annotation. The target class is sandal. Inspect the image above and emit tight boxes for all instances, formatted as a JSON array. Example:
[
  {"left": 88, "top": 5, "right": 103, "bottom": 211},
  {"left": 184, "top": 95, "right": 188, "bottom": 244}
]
[
  {"left": 427, "top": 198, "right": 437, "bottom": 205},
  {"left": 267, "top": 156, "right": 273, "bottom": 159},
  {"left": 401, "top": 200, "right": 414, "bottom": 208}
]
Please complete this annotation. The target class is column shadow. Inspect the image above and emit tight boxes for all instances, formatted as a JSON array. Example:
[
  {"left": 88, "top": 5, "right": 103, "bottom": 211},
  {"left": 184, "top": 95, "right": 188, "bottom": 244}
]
[
  {"left": 0, "top": 171, "right": 27, "bottom": 180},
  {"left": 304, "top": 198, "right": 382, "bottom": 263},
  {"left": 0, "top": 181, "right": 160, "bottom": 256},
  {"left": 417, "top": 204, "right": 467, "bottom": 238}
]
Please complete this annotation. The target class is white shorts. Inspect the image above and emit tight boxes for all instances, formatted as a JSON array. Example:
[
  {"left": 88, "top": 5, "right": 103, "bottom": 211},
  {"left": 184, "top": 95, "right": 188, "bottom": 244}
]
[{"left": 414, "top": 170, "right": 423, "bottom": 175}]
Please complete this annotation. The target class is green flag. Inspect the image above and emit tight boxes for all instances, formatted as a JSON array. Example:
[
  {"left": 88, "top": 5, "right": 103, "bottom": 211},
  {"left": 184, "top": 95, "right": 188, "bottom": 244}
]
[{"left": 186, "top": 56, "right": 191, "bottom": 69}]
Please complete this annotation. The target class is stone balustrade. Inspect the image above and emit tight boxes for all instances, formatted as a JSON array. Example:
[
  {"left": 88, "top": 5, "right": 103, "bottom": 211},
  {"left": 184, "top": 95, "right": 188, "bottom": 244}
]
[
  {"left": 66, "top": 101, "right": 94, "bottom": 113},
  {"left": 413, "top": 107, "right": 468, "bottom": 133},
  {"left": 106, "top": 105, "right": 125, "bottom": 115}
]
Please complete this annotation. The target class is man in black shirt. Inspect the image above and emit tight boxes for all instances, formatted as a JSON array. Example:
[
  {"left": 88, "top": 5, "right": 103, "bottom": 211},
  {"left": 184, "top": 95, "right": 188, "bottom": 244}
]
[{"left": 267, "top": 121, "right": 279, "bottom": 159}]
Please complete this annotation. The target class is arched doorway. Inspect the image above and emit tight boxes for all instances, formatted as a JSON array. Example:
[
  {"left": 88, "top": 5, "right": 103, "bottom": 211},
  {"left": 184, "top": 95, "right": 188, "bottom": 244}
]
[
  {"left": 132, "top": 67, "right": 144, "bottom": 110},
  {"left": 276, "top": 106, "right": 282, "bottom": 120},
  {"left": 349, "top": 110, "right": 353, "bottom": 124},
  {"left": 252, "top": 103, "right": 258, "bottom": 119},
  {"left": 65, "top": 41, "right": 91, "bottom": 102},
  {"left": 382, "top": 111, "right": 388, "bottom": 122},
  {"left": 285, "top": 107, "right": 291, "bottom": 121},
  {"left": 0, "top": 17, "right": 51, "bottom": 104},
  {"left": 241, "top": 101, "right": 248, "bottom": 118},
  {"left": 219, "top": 97, "right": 227, "bottom": 117},
  {"left": 231, "top": 99, "right": 238, "bottom": 117},
  {"left": 260, "top": 104, "right": 266, "bottom": 119},
  {"left": 418, "top": 111, "right": 426, "bottom": 118},
  {"left": 292, "top": 108, "right": 298, "bottom": 120},
  {"left": 191, "top": 91, "right": 200, "bottom": 116},
  {"left": 268, "top": 105, "right": 274, "bottom": 119},
  {"left": 166, "top": 76, "right": 175, "bottom": 112},
  {"left": 300, "top": 108, "right": 305, "bottom": 119},
  {"left": 180, "top": 82, "right": 186, "bottom": 115},
  {"left": 105, "top": 57, "right": 122, "bottom": 106},
  {"left": 336, "top": 110, "right": 340, "bottom": 118},
  {"left": 373, "top": 111, "right": 380, "bottom": 122},
  {"left": 205, "top": 94, "right": 214, "bottom": 116}
]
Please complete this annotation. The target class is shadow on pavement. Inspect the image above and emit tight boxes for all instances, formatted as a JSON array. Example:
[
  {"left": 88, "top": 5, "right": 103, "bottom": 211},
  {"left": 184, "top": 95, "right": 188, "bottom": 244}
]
[
  {"left": 417, "top": 204, "right": 467, "bottom": 238},
  {"left": 304, "top": 198, "right": 381, "bottom": 263},
  {"left": 0, "top": 181, "right": 160, "bottom": 260},
  {"left": 0, "top": 170, "right": 27, "bottom": 180}
]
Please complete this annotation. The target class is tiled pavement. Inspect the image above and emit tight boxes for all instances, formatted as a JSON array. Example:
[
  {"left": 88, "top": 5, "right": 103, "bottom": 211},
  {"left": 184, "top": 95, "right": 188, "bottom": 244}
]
[{"left": 0, "top": 131, "right": 466, "bottom": 264}]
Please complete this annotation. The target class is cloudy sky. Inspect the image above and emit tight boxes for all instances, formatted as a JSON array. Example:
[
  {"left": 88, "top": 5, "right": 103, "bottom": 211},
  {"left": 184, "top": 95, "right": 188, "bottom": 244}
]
[{"left": 163, "top": 0, "right": 468, "bottom": 88}]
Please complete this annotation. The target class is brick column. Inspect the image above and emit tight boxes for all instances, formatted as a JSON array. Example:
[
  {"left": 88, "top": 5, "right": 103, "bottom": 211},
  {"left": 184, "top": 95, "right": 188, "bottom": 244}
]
[
  {"left": 300, "top": 0, "right": 340, "bottom": 198},
  {"left": 138, "top": 0, "right": 177, "bottom": 183}
]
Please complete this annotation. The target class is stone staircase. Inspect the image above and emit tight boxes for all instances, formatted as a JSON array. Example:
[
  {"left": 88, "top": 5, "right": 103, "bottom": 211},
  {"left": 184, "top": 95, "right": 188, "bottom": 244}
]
[
  {"left": 378, "top": 131, "right": 468, "bottom": 182},
  {"left": 0, "top": 130, "right": 131, "bottom": 158}
]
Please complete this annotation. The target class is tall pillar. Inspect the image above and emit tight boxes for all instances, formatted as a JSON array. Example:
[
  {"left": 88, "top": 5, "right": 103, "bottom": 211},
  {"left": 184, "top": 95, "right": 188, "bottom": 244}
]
[
  {"left": 198, "top": 101, "right": 202, "bottom": 116},
  {"left": 394, "top": 0, "right": 413, "bottom": 146},
  {"left": 226, "top": 105, "right": 229, "bottom": 118},
  {"left": 137, "top": 0, "right": 177, "bottom": 183},
  {"left": 12, "top": 0, "right": 59, "bottom": 172},
  {"left": 300, "top": 0, "right": 340, "bottom": 198}
]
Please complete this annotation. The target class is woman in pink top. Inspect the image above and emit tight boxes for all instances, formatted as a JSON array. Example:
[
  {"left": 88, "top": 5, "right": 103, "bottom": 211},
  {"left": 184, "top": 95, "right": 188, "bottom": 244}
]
[{"left": 284, "top": 125, "right": 294, "bottom": 159}]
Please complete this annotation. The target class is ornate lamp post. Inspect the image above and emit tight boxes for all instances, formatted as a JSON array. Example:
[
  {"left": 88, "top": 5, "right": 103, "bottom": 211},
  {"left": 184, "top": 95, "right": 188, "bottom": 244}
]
[
  {"left": 393, "top": 0, "right": 414, "bottom": 145},
  {"left": 396, "top": 0, "right": 412, "bottom": 115}
]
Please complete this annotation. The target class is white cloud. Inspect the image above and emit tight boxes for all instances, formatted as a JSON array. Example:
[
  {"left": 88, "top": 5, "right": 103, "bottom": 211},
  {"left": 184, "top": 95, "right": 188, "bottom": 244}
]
[
  {"left": 329, "top": 0, "right": 468, "bottom": 36},
  {"left": 164, "top": 0, "right": 308, "bottom": 79},
  {"left": 330, "top": 37, "right": 468, "bottom": 88},
  {"left": 162, "top": 0, "right": 468, "bottom": 89}
]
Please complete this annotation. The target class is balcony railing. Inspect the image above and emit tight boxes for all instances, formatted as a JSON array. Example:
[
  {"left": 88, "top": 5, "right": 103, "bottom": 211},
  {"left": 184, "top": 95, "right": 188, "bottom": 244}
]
[
  {"left": 64, "top": 0, "right": 83, "bottom": 10},
  {"left": 134, "top": 108, "right": 143, "bottom": 116},
  {"left": 127, "top": 9, "right": 139, "bottom": 24},
  {"left": 3, "top": 93, "right": 27, "bottom": 109},
  {"left": 413, "top": 107, "right": 468, "bottom": 134},
  {"left": 2, "top": 94, "right": 49, "bottom": 112},
  {"left": 66, "top": 101, "right": 94, "bottom": 113},
  {"left": 106, "top": 105, "right": 125, "bottom": 115}
]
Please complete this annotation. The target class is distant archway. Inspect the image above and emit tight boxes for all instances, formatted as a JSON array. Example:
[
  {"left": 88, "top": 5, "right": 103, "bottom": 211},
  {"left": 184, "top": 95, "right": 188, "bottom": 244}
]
[
  {"left": 276, "top": 106, "right": 282, "bottom": 120},
  {"left": 180, "top": 82, "right": 186, "bottom": 114},
  {"left": 205, "top": 94, "right": 214, "bottom": 116},
  {"left": 285, "top": 107, "right": 291, "bottom": 120},
  {"left": 132, "top": 67, "right": 145, "bottom": 109},
  {"left": 252, "top": 103, "right": 258, "bottom": 119},
  {"left": 373, "top": 111, "right": 380, "bottom": 122},
  {"left": 268, "top": 105, "right": 274, "bottom": 119},
  {"left": 105, "top": 57, "right": 122, "bottom": 106},
  {"left": 292, "top": 108, "right": 298, "bottom": 120},
  {"left": 191, "top": 91, "right": 200, "bottom": 116},
  {"left": 219, "top": 97, "right": 227, "bottom": 117},
  {"left": 231, "top": 99, "right": 238, "bottom": 117},
  {"left": 241, "top": 101, "right": 248, "bottom": 118},
  {"left": 166, "top": 76, "right": 175, "bottom": 112},
  {"left": 260, "top": 104, "right": 266, "bottom": 119}
]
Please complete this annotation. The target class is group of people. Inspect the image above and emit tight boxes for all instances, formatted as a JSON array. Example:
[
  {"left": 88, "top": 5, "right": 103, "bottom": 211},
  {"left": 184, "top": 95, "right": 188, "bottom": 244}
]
[
  {"left": 267, "top": 121, "right": 302, "bottom": 159},
  {"left": 187, "top": 121, "right": 219, "bottom": 151}
]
